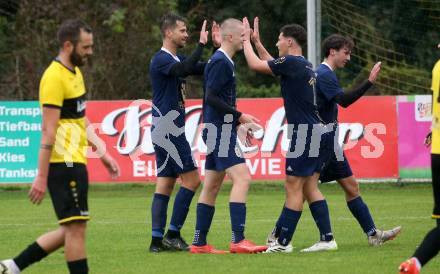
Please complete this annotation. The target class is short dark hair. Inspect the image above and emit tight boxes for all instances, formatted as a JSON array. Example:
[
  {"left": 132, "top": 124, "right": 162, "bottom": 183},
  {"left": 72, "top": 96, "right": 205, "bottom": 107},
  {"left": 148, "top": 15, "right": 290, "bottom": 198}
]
[
  {"left": 57, "top": 19, "right": 92, "bottom": 48},
  {"left": 280, "top": 24, "right": 307, "bottom": 49},
  {"left": 160, "top": 13, "right": 186, "bottom": 37},
  {"left": 322, "top": 34, "right": 354, "bottom": 58}
]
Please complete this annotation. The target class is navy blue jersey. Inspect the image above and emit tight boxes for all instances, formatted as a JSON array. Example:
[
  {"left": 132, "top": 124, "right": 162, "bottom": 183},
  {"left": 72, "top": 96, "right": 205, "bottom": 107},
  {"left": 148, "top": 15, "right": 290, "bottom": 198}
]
[
  {"left": 203, "top": 50, "right": 236, "bottom": 125},
  {"left": 267, "top": 55, "right": 321, "bottom": 125},
  {"left": 316, "top": 63, "right": 343, "bottom": 124},
  {"left": 149, "top": 49, "right": 187, "bottom": 127}
]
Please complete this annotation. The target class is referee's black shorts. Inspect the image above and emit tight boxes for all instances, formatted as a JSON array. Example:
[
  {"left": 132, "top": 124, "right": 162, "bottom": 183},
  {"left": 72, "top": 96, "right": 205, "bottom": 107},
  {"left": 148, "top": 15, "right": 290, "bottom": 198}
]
[
  {"left": 47, "top": 163, "right": 90, "bottom": 225},
  {"left": 432, "top": 154, "right": 440, "bottom": 219}
]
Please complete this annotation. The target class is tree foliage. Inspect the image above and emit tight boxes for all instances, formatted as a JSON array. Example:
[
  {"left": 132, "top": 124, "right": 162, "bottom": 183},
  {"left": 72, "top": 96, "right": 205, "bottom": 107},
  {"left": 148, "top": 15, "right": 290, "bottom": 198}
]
[{"left": 0, "top": 0, "right": 438, "bottom": 100}]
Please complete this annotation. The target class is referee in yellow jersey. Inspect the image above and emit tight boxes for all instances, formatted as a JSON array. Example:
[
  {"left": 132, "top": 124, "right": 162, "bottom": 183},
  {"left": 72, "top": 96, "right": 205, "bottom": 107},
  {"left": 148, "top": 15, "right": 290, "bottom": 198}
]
[
  {"left": 0, "top": 20, "right": 120, "bottom": 274},
  {"left": 399, "top": 44, "right": 440, "bottom": 274}
]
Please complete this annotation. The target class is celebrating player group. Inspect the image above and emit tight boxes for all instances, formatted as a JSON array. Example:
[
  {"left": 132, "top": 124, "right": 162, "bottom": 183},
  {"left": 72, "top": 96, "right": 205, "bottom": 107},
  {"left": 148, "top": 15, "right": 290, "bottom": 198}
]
[
  {"left": 146, "top": 14, "right": 401, "bottom": 255},
  {"left": 4, "top": 11, "right": 440, "bottom": 274}
]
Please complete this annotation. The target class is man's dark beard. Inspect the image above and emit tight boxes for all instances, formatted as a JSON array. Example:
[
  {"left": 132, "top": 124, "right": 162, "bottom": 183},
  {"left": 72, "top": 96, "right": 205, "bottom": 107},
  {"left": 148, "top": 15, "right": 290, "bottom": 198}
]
[{"left": 70, "top": 47, "right": 87, "bottom": 67}]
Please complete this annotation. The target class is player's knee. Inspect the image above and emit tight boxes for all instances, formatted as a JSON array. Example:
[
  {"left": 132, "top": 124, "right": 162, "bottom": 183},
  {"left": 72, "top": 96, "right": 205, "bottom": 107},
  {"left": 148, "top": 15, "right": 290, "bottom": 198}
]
[
  {"left": 302, "top": 188, "right": 314, "bottom": 202},
  {"left": 203, "top": 181, "right": 222, "bottom": 197},
  {"left": 181, "top": 170, "right": 201, "bottom": 190},
  {"left": 345, "top": 183, "right": 360, "bottom": 199},
  {"left": 284, "top": 183, "right": 301, "bottom": 197},
  {"left": 64, "top": 221, "right": 87, "bottom": 239},
  {"left": 182, "top": 179, "right": 201, "bottom": 191},
  {"left": 235, "top": 174, "right": 251, "bottom": 187},
  {"left": 155, "top": 181, "right": 175, "bottom": 195}
]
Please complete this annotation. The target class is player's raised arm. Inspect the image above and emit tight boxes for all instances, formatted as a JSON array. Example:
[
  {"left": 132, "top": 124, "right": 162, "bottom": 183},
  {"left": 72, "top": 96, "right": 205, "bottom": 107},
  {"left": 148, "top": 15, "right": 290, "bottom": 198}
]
[
  {"left": 251, "top": 17, "right": 274, "bottom": 61},
  {"left": 168, "top": 20, "right": 208, "bottom": 77},
  {"left": 335, "top": 62, "right": 381, "bottom": 108},
  {"left": 199, "top": 19, "right": 209, "bottom": 45},
  {"left": 242, "top": 17, "right": 273, "bottom": 75}
]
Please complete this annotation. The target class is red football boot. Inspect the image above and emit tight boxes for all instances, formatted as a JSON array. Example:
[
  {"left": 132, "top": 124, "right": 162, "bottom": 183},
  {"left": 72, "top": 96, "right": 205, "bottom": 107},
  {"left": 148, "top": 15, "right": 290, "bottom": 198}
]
[
  {"left": 190, "top": 244, "right": 228, "bottom": 254},
  {"left": 399, "top": 258, "right": 420, "bottom": 274},
  {"left": 229, "top": 239, "right": 268, "bottom": 253}
]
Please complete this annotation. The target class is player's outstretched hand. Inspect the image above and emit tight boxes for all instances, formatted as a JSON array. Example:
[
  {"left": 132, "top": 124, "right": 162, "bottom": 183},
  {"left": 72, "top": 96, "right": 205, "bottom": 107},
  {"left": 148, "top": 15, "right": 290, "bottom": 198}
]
[
  {"left": 239, "top": 113, "right": 260, "bottom": 125},
  {"left": 101, "top": 154, "right": 120, "bottom": 179},
  {"left": 211, "top": 20, "right": 221, "bottom": 47},
  {"left": 251, "top": 17, "right": 261, "bottom": 44},
  {"left": 424, "top": 131, "right": 432, "bottom": 147},
  {"left": 199, "top": 20, "right": 208, "bottom": 45},
  {"left": 238, "top": 122, "right": 262, "bottom": 147},
  {"left": 368, "top": 61, "right": 381, "bottom": 82},
  {"left": 242, "top": 17, "right": 251, "bottom": 42},
  {"left": 29, "top": 175, "right": 47, "bottom": 205}
]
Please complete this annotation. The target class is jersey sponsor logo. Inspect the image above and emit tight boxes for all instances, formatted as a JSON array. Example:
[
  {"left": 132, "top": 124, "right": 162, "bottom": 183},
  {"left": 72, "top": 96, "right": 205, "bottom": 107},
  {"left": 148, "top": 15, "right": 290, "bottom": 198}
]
[
  {"left": 77, "top": 100, "right": 86, "bottom": 113},
  {"left": 273, "top": 56, "right": 286, "bottom": 64}
]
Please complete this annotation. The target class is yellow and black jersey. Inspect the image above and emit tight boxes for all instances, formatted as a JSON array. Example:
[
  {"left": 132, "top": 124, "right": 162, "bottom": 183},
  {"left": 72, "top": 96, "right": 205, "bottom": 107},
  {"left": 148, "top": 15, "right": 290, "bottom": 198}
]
[
  {"left": 39, "top": 60, "right": 88, "bottom": 164},
  {"left": 431, "top": 60, "right": 440, "bottom": 155}
]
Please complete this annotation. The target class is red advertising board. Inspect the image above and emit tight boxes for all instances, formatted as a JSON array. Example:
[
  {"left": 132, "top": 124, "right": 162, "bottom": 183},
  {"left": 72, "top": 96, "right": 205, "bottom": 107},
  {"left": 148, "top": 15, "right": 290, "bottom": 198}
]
[
  {"left": 86, "top": 97, "right": 398, "bottom": 182},
  {"left": 337, "top": 96, "right": 398, "bottom": 178}
]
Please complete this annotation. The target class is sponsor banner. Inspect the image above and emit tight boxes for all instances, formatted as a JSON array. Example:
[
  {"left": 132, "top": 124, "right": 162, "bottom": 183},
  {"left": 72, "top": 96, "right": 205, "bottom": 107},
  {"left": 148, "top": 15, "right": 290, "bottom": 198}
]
[
  {"left": 0, "top": 101, "right": 41, "bottom": 183},
  {"left": 336, "top": 96, "right": 399, "bottom": 179},
  {"left": 0, "top": 97, "right": 400, "bottom": 183},
  {"left": 398, "top": 96, "right": 432, "bottom": 178},
  {"left": 87, "top": 97, "right": 399, "bottom": 182}
]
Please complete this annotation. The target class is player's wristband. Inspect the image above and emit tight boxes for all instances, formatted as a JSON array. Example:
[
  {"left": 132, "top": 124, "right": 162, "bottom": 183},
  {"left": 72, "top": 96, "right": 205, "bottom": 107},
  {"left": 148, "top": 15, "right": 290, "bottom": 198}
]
[{"left": 40, "top": 144, "right": 53, "bottom": 150}]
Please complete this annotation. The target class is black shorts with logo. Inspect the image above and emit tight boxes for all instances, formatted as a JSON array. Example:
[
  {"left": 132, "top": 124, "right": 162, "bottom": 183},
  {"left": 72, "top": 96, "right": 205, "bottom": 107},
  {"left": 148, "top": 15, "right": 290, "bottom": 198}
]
[{"left": 47, "top": 163, "right": 90, "bottom": 225}]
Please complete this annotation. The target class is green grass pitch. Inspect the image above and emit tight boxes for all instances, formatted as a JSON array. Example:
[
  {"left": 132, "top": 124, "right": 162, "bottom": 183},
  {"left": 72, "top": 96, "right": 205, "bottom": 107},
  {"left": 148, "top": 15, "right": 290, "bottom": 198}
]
[{"left": 0, "top": 182, "right": 439, "bottom": 274}]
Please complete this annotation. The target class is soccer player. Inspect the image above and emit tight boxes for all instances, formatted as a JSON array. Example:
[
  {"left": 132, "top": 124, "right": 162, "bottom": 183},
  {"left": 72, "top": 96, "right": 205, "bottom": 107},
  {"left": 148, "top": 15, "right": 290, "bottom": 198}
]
[
  {"left": 148, "top": 14, "right": 221, "bottom": 252},
  {"left": 189, "top": 18, "right": 267, "bottom": 254},
  {"left": 242, "top": 17, "right": 336, "bottom": 253},
  {"left": 0, "top": 19, "right": 120, "bottom": 274},
  {"left": 313, "top": 34, "right": 401, "bottom": 247},
  {"left": 398, "top": 43, "right": 440, "bottom": 274}
]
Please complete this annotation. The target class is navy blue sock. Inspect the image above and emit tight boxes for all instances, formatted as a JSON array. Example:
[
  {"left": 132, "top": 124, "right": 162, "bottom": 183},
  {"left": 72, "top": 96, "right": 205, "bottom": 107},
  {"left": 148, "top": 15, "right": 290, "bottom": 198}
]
[
  {"left": 347, "top": 196, "right": 377, "bottom": 236},
  {"left": 230, "top": 202, "right": 246, "bottom": 243},
  {"left": 193, "top": 203, "right": 215, "bottom": 246},
  {"left": 277, "top": 207, "right": 302, "bottom": 246},
  {"left": 151, "top": 193, "right": 170, "bottom": 239},
  {"left": 272, "top": 206, "right": 286, "bottom": 238},
  {"left": 310, "top": 200, "right": 334, "bottom": 241},
  {"left": 437, "top": 218, "right": 440, "bottom": 227},
  {"left": 168, "top": 186, "right": 195, "bottom": 235}
]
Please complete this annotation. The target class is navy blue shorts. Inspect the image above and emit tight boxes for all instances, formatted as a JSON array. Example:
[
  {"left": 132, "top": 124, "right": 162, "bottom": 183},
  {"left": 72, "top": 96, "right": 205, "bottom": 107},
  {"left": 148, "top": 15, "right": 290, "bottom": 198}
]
[
  {"left": 203, "top": 125, "right": 245, "bottom": 171},
  {"left": 285, "top": 127, "right": 333, "bottom": 177},
  {"left": 153, "top": 133, "right": 197, "bottom": 178},
  {"left": 319, "top": 152, "right": 353, "bottom": 183}
]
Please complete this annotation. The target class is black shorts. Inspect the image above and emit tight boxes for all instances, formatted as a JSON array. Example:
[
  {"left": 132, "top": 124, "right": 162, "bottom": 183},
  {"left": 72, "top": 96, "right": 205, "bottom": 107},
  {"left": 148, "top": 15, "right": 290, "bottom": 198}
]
[
  {"left": 432, "top": 154, "right": 440, "bottom": 219},
  {"left": 47, "top": 163, "right": 90, "bottom": 225}
]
